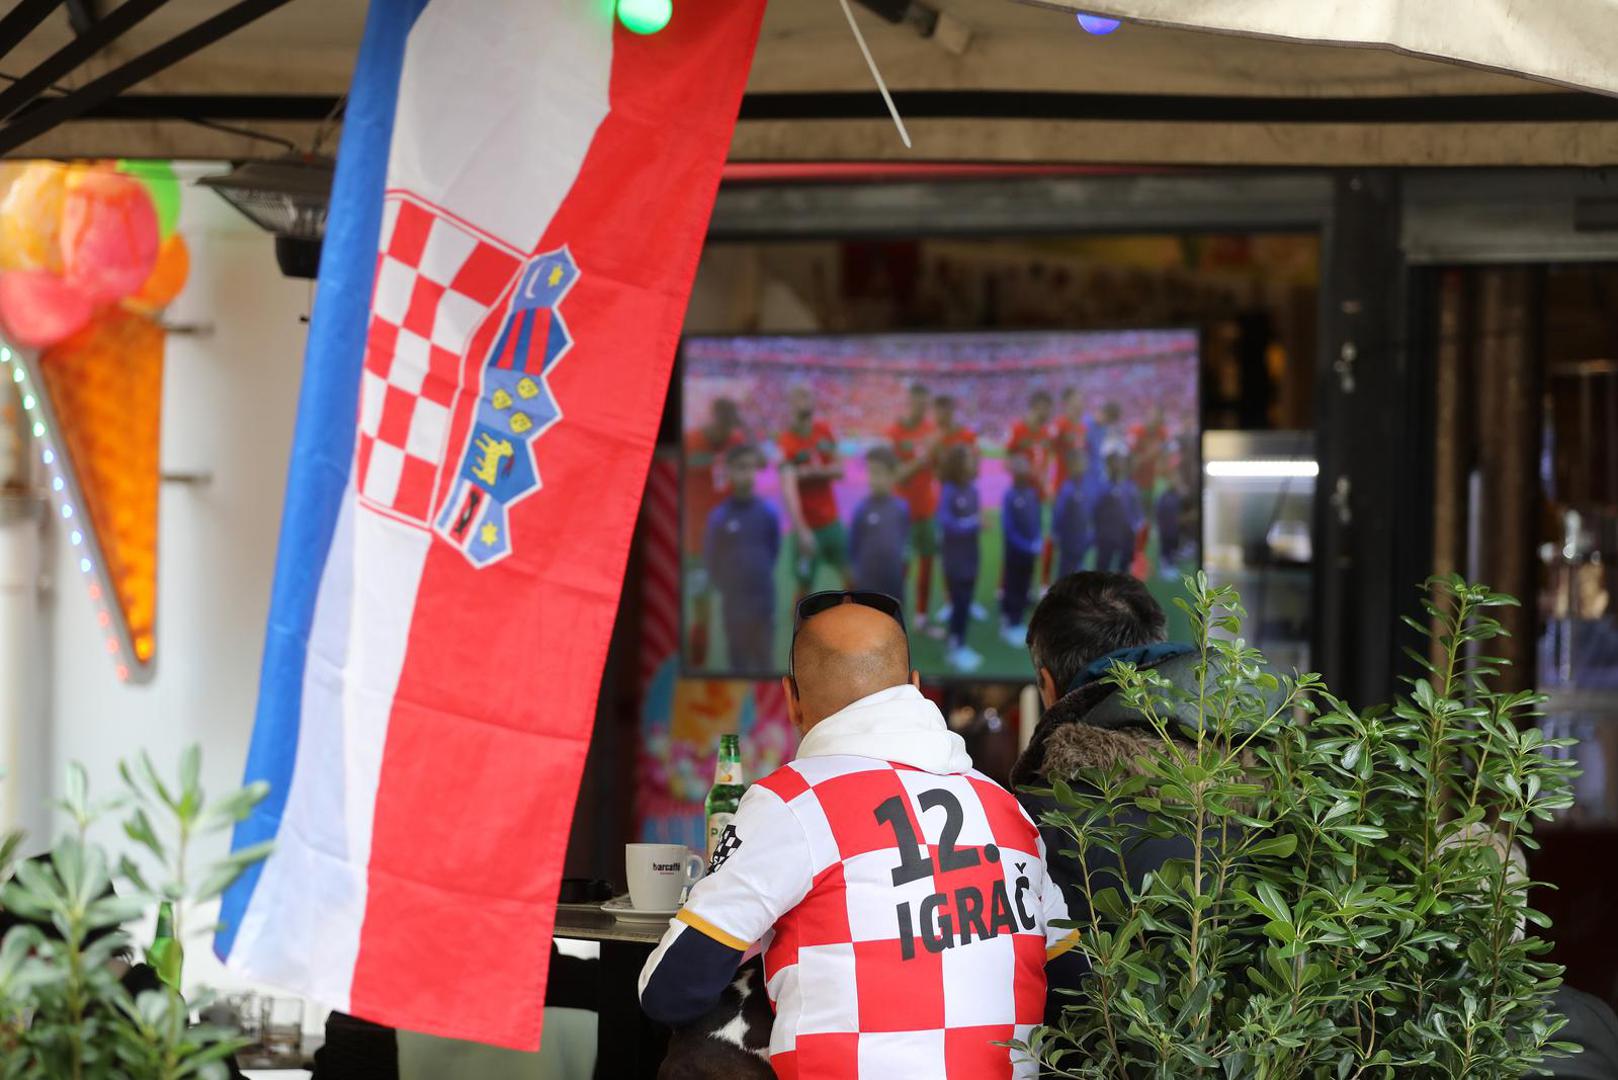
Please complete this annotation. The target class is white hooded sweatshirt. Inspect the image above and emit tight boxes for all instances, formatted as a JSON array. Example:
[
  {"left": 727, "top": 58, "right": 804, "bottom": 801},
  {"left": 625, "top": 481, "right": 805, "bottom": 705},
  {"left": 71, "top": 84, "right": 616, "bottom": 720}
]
[{"left": 793, "top": 683, "right": 974, "bottom": 774}]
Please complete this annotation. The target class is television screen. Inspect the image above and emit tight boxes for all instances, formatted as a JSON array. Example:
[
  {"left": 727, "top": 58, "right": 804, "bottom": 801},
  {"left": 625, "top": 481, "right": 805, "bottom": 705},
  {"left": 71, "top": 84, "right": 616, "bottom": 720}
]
[{"left": 679, "top": 329, "right": 1201, "bottom": 682}]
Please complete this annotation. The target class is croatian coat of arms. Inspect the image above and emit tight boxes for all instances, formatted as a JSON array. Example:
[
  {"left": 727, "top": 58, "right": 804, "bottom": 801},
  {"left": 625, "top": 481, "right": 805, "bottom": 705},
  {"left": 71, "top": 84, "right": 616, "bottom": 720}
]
[{"left": 435, "top": 247, "right": 579, "bottom": 567}]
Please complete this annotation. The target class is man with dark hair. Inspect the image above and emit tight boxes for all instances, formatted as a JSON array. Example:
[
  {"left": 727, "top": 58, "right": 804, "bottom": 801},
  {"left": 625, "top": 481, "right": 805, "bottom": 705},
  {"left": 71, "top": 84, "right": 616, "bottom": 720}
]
[
  {"left": 1018, "top": 570, "right": 1170, "bottom": 712},
  {"left": 1010, "top": 571, "right": 1199, "bottom": 1024}
]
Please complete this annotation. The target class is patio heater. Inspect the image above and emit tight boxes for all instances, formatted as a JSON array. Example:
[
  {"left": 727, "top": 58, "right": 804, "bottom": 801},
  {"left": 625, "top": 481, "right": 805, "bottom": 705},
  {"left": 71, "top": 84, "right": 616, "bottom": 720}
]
[{"left": 196, "top": 156, "right": 334, "bottom": 279}]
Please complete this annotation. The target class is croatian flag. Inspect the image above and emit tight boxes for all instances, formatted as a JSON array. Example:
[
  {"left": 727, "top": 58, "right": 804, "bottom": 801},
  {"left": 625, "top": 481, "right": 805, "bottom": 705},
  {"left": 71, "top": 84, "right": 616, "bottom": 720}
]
[{"left": 217, "top": 0, "right": 765, "bottom": 1050}]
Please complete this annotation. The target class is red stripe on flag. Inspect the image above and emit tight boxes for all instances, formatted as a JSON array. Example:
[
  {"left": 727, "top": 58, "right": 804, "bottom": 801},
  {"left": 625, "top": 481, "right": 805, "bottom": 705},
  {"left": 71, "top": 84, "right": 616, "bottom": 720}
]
[{"left": 347, "top": 6, "right": 766, "bottom": 1051}]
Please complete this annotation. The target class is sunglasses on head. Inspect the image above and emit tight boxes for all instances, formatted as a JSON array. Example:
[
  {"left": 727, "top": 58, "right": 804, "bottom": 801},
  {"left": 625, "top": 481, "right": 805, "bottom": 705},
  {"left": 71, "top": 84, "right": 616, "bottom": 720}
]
[{"left": 788, "top": 590, "right": 908, "bottom": 682}]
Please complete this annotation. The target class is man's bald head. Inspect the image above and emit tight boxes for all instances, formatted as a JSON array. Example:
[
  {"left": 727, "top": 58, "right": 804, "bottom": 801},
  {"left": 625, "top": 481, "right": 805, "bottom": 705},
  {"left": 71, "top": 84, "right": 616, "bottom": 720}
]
[{"left": 788, "top": 602, "right": 913, "bottom": 730}]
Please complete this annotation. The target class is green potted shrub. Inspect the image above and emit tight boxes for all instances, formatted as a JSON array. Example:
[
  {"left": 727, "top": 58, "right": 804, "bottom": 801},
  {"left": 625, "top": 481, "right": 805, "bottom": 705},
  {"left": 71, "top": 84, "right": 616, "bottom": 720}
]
[
  {"left": 1025, "top": 574, "right": 1577, "bottom": 1079},
  {"left": 0, "top": 746, "right": 270, "bottom": 1079}
]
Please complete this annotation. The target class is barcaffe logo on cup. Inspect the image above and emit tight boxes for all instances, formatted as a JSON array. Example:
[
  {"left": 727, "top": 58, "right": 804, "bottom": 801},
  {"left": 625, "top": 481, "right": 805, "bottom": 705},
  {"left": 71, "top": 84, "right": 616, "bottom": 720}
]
[{"left": 652, "top": 861, "right": 681, "bottom": 873}]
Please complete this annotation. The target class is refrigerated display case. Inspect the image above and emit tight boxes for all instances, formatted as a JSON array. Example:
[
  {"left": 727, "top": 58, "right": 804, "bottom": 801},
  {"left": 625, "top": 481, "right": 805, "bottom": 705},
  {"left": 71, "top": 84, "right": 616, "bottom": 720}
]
[{"left": 1202, "top": 430, "right": 1315, "bottom": 672}]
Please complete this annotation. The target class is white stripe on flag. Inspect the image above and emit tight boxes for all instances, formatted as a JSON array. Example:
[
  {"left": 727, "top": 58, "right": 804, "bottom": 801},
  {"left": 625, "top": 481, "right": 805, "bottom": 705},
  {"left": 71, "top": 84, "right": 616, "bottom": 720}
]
[
  {"left": 230, "top": 490, "right": 368, "bottom": 1006},
  {"left": 342, "top": 512, "right": 434, "bottom": 874},
  {"left": 234, "top": 494, "right": 436, "bottom": 1007},
  {"left": 387, "top": 0, "right": 614, "bottom": 251}
]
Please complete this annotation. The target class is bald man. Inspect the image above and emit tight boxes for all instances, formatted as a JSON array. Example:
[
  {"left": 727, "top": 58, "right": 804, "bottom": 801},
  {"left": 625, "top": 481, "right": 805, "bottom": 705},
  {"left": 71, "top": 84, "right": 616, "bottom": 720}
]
[{"left": 640, "top": 600, "right": 1075, "bottom": 1078}]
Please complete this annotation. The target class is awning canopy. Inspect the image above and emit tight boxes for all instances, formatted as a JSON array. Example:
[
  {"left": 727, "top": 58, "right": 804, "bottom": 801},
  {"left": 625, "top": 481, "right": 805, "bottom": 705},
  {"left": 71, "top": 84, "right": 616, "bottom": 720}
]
[
  {"left": 6, "top": 0, "right": 1618, "bottom": 166},
  {"left": 1027, "top": 0, "right": 1618, "bottom": 98}
]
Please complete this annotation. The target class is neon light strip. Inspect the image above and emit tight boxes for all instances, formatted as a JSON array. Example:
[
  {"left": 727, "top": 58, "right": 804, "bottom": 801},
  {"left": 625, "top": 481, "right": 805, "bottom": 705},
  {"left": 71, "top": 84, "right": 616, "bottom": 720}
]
[
  {"left": 1204, "top": 459, "right": 1319, "bottom": 479},
  {"left": 1, "top": 340, "right": 151, "bottom": 683}
]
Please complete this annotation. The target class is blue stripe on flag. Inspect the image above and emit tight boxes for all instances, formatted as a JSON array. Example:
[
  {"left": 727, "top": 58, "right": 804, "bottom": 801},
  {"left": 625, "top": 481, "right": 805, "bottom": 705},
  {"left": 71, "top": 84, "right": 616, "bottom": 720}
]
[{"left": 216, "top": 0, "right": 430, "bottom": 962}]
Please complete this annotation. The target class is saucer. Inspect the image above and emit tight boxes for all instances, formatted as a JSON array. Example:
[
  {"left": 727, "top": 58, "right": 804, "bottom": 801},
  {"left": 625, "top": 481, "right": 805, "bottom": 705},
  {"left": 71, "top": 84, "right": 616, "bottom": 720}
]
[{"left": 604, "top": 894, "right": 679, "bottom": 925}]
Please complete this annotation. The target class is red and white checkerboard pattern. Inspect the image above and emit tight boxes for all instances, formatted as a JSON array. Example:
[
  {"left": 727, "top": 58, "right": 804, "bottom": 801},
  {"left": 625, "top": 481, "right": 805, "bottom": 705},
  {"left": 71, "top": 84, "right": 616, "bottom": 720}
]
[
  {"left": 355, "top": 196, "right": 522, "bottom": 523},
  {"left": 745, "top": 757, "right": 1057, "bottom": 1079}
]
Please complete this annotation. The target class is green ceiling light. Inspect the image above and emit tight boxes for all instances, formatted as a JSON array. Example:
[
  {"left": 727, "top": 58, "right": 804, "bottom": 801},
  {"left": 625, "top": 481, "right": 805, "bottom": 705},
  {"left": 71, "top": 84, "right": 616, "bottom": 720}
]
[{"left": 618, "top": 0, "right": 672, "bottom": 34}]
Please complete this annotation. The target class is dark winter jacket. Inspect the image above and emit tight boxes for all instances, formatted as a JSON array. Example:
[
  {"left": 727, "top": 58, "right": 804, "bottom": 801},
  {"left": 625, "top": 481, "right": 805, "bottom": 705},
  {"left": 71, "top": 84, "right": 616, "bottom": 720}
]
[
  {"left": 1013, "top": 649, "right": 1286, "bottom": 1025},
  {"left": 1537, "top": 986, "right": 1618, "bottom": 1078}
]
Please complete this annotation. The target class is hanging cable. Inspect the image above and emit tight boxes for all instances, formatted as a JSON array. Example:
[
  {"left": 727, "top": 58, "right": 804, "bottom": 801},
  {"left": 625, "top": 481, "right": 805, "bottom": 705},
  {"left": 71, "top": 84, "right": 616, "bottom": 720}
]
[
  {"left": 837, "top": 0, "right": 911, "bottom": 149},
  {"left": 308, "top": 91, "right": 346, "bottom": 157}
]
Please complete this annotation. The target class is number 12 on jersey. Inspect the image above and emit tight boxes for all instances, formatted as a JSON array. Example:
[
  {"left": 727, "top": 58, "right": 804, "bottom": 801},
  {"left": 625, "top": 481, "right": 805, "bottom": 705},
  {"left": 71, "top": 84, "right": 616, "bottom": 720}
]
[{"left": 873, "top": 787, "right": 1040, "bottom": 960}]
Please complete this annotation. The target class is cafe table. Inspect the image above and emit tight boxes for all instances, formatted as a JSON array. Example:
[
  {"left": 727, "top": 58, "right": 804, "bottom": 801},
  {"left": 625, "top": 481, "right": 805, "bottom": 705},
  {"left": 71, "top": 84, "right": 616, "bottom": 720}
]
[{"left": 554, "top": 900, "right": 671, "bottom": 1079}]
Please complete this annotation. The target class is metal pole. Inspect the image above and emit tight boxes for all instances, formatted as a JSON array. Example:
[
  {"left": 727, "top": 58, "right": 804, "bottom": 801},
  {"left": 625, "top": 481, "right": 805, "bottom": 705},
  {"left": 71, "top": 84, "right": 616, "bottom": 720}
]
[
  {"left": 0, "top": 0, "right": 172, "bottom": 123},
  {"left": 0, "top": 0, "right": 66, "bottom": 66}
]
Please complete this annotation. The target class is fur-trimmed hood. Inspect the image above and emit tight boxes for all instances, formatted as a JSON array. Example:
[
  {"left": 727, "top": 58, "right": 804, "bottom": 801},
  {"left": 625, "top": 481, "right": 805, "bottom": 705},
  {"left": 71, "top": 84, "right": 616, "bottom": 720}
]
[
  {"left": 1012, "top": 649, "right": 1292, "bottom": 788},
  {"left": 1027, "top": 722, "right": 1169, "bottom": 787}
]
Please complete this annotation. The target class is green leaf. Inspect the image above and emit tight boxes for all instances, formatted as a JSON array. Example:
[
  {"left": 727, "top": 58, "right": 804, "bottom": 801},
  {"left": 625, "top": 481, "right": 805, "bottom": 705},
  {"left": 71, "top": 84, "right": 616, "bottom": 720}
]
[
  {"left": 180, "top": 744, "right": 201, "bottom": 794},
  {"left": 1322, "top": 798, "right": 1356, "bottom": 823},
  {"left": 1247, "top": 834, "right": 1299, "bottom": 859},
  {"left": 201, "top": 781, "right": 270, "bottom": 828},
  {"left": 62, "top": 762, "right": 89, "bottom": 818},
  {"left": 1263, "top": 919, "right": 1296, "bottom": 943},
  {"left": 178, "top": 744, "right": 203, "bottom": 823},
  {"left": 85, "top": 897, "right": 146, "bottom": 932},
  {"left": 137, "top": 751, "right": 179, "bottom": 812},
  {"left": 1091, "top": 888, "right": 1127, "bottom": 920},
  {"left": 1255, "top": 881, "right": 1292, "bottom": 926},
  {"left": 122, "top": 809, "right": 167, "bottom": 866},
  {"left": 193, "top": 841, "right": 274, "bottom": 901},
  {"left": 116, "top": 855, "right": 152, "bottom": 895}
]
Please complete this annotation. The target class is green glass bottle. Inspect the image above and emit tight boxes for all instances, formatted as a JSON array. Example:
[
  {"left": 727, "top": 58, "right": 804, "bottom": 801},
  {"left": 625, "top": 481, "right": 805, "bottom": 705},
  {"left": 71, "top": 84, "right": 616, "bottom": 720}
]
[
  {"left": 149, "top": 900, "right": 183, "bottom": 991},
  {"left": 704, "top": 734, "right": 746, "bottom": 863}
]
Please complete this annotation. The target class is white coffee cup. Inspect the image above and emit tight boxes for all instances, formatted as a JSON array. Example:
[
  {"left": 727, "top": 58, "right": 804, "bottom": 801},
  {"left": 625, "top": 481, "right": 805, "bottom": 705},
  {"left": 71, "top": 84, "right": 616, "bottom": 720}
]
[{"left": 625, "top": 843, "right": 705, "bottom": 912}]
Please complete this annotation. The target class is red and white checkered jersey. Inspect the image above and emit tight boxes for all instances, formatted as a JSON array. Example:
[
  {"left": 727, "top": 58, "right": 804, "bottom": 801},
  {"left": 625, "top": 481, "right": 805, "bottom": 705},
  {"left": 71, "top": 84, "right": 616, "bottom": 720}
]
[
  {"left": 672, "top": 754, "right": 1075, "bottom": 1079},
  {"left": 357, "top": 195, "right": 522, "bottom": 525}
]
